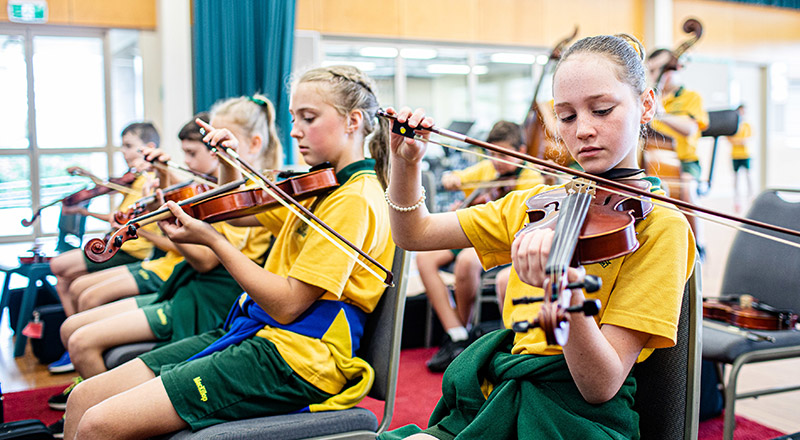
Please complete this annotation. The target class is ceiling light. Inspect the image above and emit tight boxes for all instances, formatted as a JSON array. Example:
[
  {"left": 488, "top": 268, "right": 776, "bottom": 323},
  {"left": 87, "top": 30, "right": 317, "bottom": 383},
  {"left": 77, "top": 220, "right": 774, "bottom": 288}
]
[
  {"left": 490, "top": 53, "right": 536, "bottom": 64},
  {"left": 359, "top": 47, "right": 399, "bottom": 58},
  {"left": 400, "top": 48, "right": 438, "bottom": 59},
  {"left": 537, "top": 54, "right": 550, "bottom": 65}
]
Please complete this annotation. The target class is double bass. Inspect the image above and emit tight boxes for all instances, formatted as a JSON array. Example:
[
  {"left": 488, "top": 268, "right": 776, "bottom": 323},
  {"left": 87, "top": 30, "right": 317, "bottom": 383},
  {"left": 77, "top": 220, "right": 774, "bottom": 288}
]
[
  {"left": 523, "top": 27, "right": 578, "bottom": 169},
  {"left": 641, "top": 18, "right": 703, "bottom": 199}
]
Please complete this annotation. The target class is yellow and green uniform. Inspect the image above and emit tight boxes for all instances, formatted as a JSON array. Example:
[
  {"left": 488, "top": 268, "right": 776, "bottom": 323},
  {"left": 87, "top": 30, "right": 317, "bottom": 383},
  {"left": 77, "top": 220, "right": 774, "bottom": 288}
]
[
  {"left": 451, "top": 160, "right": 544, "bottom": 199},
  {"left": 140, "top": 249, "right": 184, "bottom": 282},
  {"left": 728, "top": 122, "right": 751, "bottom": 160},
  {"left": 651, "top": 87, "right": 709, "bottom": 164},
  {"left": 138, "top": 159, "right": 394, "bottom": 430},
  {"left": 138, "top": 221, "right": 272, "bottom": 343}
]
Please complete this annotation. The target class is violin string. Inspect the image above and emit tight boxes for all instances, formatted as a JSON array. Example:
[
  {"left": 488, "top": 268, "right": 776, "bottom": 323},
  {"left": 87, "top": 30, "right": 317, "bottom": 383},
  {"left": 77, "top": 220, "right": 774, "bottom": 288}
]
[
  {"left": 417, "top": 134, "right": 800, "bottom": 251},
  {"left": 213, "top": 147, "right": 391, "bottom": 287}
]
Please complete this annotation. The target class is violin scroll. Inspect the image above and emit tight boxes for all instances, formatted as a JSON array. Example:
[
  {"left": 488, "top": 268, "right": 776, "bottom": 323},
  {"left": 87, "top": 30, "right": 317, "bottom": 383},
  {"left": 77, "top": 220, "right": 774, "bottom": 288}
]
[{"left": 84, "top": 224, "right": 140, "bottom": 263}]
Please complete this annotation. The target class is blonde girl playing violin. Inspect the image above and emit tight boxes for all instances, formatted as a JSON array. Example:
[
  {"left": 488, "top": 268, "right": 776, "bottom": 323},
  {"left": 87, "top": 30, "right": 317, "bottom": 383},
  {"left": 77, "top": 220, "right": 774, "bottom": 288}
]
[
  {"left": 63, "top": 65, "right": 394, "bottom": 440},
  {"left": 382, "top": 34, "right": 695, "bottom": 439}
]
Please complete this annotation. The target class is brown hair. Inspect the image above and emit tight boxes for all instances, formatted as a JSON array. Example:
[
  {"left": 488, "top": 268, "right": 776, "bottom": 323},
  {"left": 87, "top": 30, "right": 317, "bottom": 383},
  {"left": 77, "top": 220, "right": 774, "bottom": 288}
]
[
  {"left": 210, "top": 95, "right": 282, "bottom": 170},
  {"left": 555, "top": 33, "right": 648, "bottom": 95},
  {"left": 295, "top": 65, "right": 389, "bottom": 188},
  {"left": 486, "top": 120, "right": 524, "bottom": 149},
  {"left": 178, "top": 112, "right": 209, "bottom": 142}
]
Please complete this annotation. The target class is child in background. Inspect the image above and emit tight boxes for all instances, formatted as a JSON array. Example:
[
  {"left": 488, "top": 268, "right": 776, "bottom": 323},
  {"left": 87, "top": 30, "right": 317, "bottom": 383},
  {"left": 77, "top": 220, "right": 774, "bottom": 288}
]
[{"left": 418, "top": 121, "right": 542, "bottom": 372}]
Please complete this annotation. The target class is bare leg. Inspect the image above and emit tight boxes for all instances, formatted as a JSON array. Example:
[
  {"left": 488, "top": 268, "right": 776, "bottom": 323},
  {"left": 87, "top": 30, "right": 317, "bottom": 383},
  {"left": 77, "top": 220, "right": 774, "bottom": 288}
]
[
  {"left": 416, "top": 250, "right": 460, "bottom": 331},
  {"left": 65, "top": 359, "right": 188, "bottom": 440},
  {"left": 60, "top": 297, "right": 139, "bottom": 347},
  {"left": 73, "top": 268, "right": 140, "bottom": 312},
  {"left": 68, "top": 307, "right": 156, "bottom": 379},
  {"left": 453, "top": 248, "right": 482, "bottom": 326},
  {"left": 51, "top": 250, "right": 89, "bottom": 316},
  {"left": 494, "top": 266, "right": 512, "bottom": 315}
]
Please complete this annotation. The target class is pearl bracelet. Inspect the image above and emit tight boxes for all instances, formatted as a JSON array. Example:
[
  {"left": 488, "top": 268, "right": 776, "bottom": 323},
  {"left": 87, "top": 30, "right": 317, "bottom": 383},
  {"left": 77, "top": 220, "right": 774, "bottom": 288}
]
[{"left": 385, "top": 187, "right": 426, "bottom": 212}]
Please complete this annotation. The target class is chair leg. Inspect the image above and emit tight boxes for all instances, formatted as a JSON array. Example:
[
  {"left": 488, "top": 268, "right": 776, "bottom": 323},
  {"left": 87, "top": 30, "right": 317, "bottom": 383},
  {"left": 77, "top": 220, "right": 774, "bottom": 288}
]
[
  {"left": 13, "top": 281, "right": 39, "bottom": 357},
  {"left": 722, "top": 359, "right": 747, "bottom": 440}
]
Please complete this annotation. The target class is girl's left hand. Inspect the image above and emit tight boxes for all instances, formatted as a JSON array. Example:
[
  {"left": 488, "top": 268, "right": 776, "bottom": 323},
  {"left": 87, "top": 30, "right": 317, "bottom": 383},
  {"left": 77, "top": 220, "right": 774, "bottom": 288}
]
[
  {"left": 511, "top": 228, "right": 585, "bottom": 289},
  {"left": 158, "top": 201, "right": 219, "bottom": 247}
]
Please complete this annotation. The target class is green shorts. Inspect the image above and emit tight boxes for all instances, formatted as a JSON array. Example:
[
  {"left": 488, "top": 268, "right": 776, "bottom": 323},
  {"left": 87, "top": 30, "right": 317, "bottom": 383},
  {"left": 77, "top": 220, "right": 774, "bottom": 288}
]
[
  {"left": 141, "top": 301, "right": 174, "bottom": 341},
  {"left": 135, "top": 292, "right": 159, "bottom": 308},
  {"left": 83, "top": 250, "right": 139, "bottom": 273},
  {"left": 126, "top": 262, "right": 164, "bottom": 294},
  {"left": 139, "top": 329, "right": 334, "bottom": 430},
  {"left": 680, "top": 160, "right": 702, "bottom": 181},
  {"left": 733, "top": 158, "right": 751, "bottom": 172}
]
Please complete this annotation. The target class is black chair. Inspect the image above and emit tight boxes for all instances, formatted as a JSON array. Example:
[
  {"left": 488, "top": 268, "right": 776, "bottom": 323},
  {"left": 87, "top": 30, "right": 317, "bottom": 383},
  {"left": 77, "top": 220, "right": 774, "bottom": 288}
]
[
  {"left": 160, "top": 247, "right": 410, "bottom": 439},
  {"left": 702, "top": 189, "right": 800, "bottom": 440},
  {"left": 633, "top": 263, "right": 702, "bottom": 440}
]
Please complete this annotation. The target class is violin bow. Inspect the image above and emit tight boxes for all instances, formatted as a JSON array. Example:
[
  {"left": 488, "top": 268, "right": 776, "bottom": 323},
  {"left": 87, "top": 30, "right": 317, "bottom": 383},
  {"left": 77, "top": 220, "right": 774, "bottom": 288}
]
[
  {"left": 147, "top": 158, "right": 219, "bottom": 188},
  {"left": 200, "top": 126, "right": 394, "bottom": 287},
  {"left": 378, "top": 109, "right": 800, "bottom": 248},
  {"left": 70, "top": 169, "right": 139, "bottom": 196}
]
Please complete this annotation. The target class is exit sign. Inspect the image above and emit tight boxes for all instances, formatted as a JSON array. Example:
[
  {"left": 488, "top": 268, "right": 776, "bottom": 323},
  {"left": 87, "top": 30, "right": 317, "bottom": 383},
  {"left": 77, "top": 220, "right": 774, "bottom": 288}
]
[{"left": 7, "top": 0, "right": 48, "bottom": 24}]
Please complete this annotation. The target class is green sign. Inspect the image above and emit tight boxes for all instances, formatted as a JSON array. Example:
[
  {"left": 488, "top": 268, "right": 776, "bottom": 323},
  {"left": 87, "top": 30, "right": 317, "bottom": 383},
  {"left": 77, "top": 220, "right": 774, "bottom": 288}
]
[{"left": 7, "top": 1, "right": 49, "bottom": 24}]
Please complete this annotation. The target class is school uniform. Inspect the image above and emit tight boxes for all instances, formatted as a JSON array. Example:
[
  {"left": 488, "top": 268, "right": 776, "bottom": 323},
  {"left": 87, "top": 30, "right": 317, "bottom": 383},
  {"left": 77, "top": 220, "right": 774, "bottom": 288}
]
[
  {"left": 137, "top": 222, "right": 272, "bottom": 344},
  {"left": 383, "top": 173, "right": 696, "bottom": 439},
  {"left": 650, "top": 87, "right": 709, "bottom": 179},
  {"left": 137, "top": 159, "right": 394, "bottom": 430},
  {"left": 728, "top": 121, "right": 752, "bottom": 171}
]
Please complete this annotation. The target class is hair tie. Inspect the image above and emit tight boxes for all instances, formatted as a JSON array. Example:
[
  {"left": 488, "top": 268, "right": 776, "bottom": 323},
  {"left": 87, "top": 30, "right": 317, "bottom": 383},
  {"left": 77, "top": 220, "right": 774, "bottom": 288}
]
[{"left": 248, "top": 96, "right": 267, "bottom": 107}]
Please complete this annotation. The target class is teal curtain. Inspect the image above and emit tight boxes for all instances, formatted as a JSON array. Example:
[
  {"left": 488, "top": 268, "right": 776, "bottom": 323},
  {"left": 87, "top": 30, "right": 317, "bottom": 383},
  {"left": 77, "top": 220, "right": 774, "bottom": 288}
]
[
  {"left": 193, "top": 0, "right": 297, "bottom": 164},
  {"left": 722, "top": 0, "right": 800, "bottom": 8}
]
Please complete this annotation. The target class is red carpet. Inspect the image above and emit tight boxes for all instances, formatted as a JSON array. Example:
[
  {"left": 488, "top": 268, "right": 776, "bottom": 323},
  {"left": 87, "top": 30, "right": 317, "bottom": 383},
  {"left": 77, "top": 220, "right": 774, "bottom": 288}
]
[{"left": 4, "top": 349, "right": 788, "bottom": 439}]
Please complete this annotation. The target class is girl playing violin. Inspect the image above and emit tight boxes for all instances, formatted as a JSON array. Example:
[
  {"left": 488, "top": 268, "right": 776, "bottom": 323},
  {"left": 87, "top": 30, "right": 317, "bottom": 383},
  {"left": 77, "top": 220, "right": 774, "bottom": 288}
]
[
  {"left": 63, "top": 65, "right": 394, "bottom": 440},
  {"left": 46, "top": 115, "right": 218, "bottom": 375},
  {"left": 45, "top": 99, "right": 277, "bottom": 436},
  {"left": 50, "top": 122, "right": 161, "bottom": 318},
  {"left": 382, "top": 34, "right": 695, "bottom": 439}
]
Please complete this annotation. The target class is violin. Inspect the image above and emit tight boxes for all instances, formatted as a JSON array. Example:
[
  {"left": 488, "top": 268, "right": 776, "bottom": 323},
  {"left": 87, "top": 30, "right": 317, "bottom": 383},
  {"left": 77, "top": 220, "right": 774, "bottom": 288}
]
[
  {"left": 85, "top": 166, "right": 339, "bottom": 263},
  {"left": 703, "top": 295, "right": 798, "bottom": 331},
  {"left": 113, "top": 180, "right": 214, "bottom": 224},
  {"left": 523, "top": 27, "right": 578, "bottom": 168},
  {"left": 510, "top": 178, "right": 654, "bottom": 345},
  {"left": 378, "top": 108, "right": 800, "bottom": 345},
  {"left": 22, "top": 169, "right": 139, "bottom": 227}
]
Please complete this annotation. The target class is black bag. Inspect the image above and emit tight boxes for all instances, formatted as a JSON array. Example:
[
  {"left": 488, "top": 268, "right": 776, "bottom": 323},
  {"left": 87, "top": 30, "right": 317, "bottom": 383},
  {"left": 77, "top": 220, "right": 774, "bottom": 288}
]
[
  {"left": 28, "top": 304, "right": 67, "bottom": 365},
  {"left": 0, "top": 419, "right": 54, "bottom": 440},
  {"left": 699, "top": 359, "right": 724, "bottom": 421}
]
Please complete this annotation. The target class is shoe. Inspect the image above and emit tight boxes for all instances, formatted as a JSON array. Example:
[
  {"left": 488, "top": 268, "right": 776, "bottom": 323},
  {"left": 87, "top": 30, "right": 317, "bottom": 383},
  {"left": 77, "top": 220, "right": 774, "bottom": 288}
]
[
  {"left": 48, "top": 351, "right": 74, "bottom": 374},
  {"left": 48, "top": 417, "right": 64, "bottom": 439},
  {"left": 48, "top": 377, "right": 82, "bottom": 411},
  {"left": 426, "top": 335, "right": 470, "bottom": 373}
]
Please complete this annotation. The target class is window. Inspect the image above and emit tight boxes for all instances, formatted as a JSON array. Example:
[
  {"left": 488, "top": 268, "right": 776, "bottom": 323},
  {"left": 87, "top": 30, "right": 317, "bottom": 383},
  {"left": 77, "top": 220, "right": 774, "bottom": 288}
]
[{"left": 0, "top": 25, "right": 144, "bottom": 243}]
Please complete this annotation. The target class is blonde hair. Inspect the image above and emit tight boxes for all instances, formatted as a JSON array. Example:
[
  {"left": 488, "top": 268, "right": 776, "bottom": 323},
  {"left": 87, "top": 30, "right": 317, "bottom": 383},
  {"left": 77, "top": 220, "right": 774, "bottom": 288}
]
[
  {"left": 210, "top": 94, "right": 282, "bottom": 170},
  {"left": 555, "top": 33, "right": 648, "bottom": 95},
  {"left": 295, "top": 65, "right": 389, "bottom": 188}
]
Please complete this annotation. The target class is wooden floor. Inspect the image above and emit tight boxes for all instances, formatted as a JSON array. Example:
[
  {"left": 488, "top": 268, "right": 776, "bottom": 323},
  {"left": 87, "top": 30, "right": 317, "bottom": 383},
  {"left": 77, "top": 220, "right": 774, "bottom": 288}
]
[{"left": 1, "top": 194, "right": 799, "bottom": 436}]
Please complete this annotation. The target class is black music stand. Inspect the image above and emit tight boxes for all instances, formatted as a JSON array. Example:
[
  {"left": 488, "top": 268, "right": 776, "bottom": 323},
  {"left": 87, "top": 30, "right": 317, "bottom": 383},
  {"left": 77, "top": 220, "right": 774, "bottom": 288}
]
[{"left": 700, "top": 109, "right": 739, "bottom": 195}]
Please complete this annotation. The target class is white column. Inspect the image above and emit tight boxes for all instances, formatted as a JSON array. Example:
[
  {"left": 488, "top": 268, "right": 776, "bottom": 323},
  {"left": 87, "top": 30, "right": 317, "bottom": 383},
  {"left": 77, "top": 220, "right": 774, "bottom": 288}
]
[{"left": 644, "top": 0, "right": 673, "bottom": 52}]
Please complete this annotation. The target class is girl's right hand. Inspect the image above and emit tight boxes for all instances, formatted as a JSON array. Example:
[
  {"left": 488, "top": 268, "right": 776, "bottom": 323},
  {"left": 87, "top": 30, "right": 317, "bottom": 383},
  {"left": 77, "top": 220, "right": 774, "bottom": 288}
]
[
  {"left": 385, "top": 107, "right": 434, "bottom": 165},
  {"left": 196, "top": 119, "right": 239, "bottom": 153},
  {"left": 141, "top": 145, "right": 172, "bottom": 164}
]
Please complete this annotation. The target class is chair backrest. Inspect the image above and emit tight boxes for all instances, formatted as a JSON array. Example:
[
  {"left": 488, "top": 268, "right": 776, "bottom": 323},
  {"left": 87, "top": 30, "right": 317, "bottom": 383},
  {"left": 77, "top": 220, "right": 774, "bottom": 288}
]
[
  {"left": 633, "top": 263, "right": 701, "bottom": 440},
  {"left": 357, "top": 247, "right": 410, "bottom": 427},
  {"left": 720, "top": 189, "right": 800, "bottom": 312},
  {"left": 56, "top": 203, "right": 88, "bottom": 251}
]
